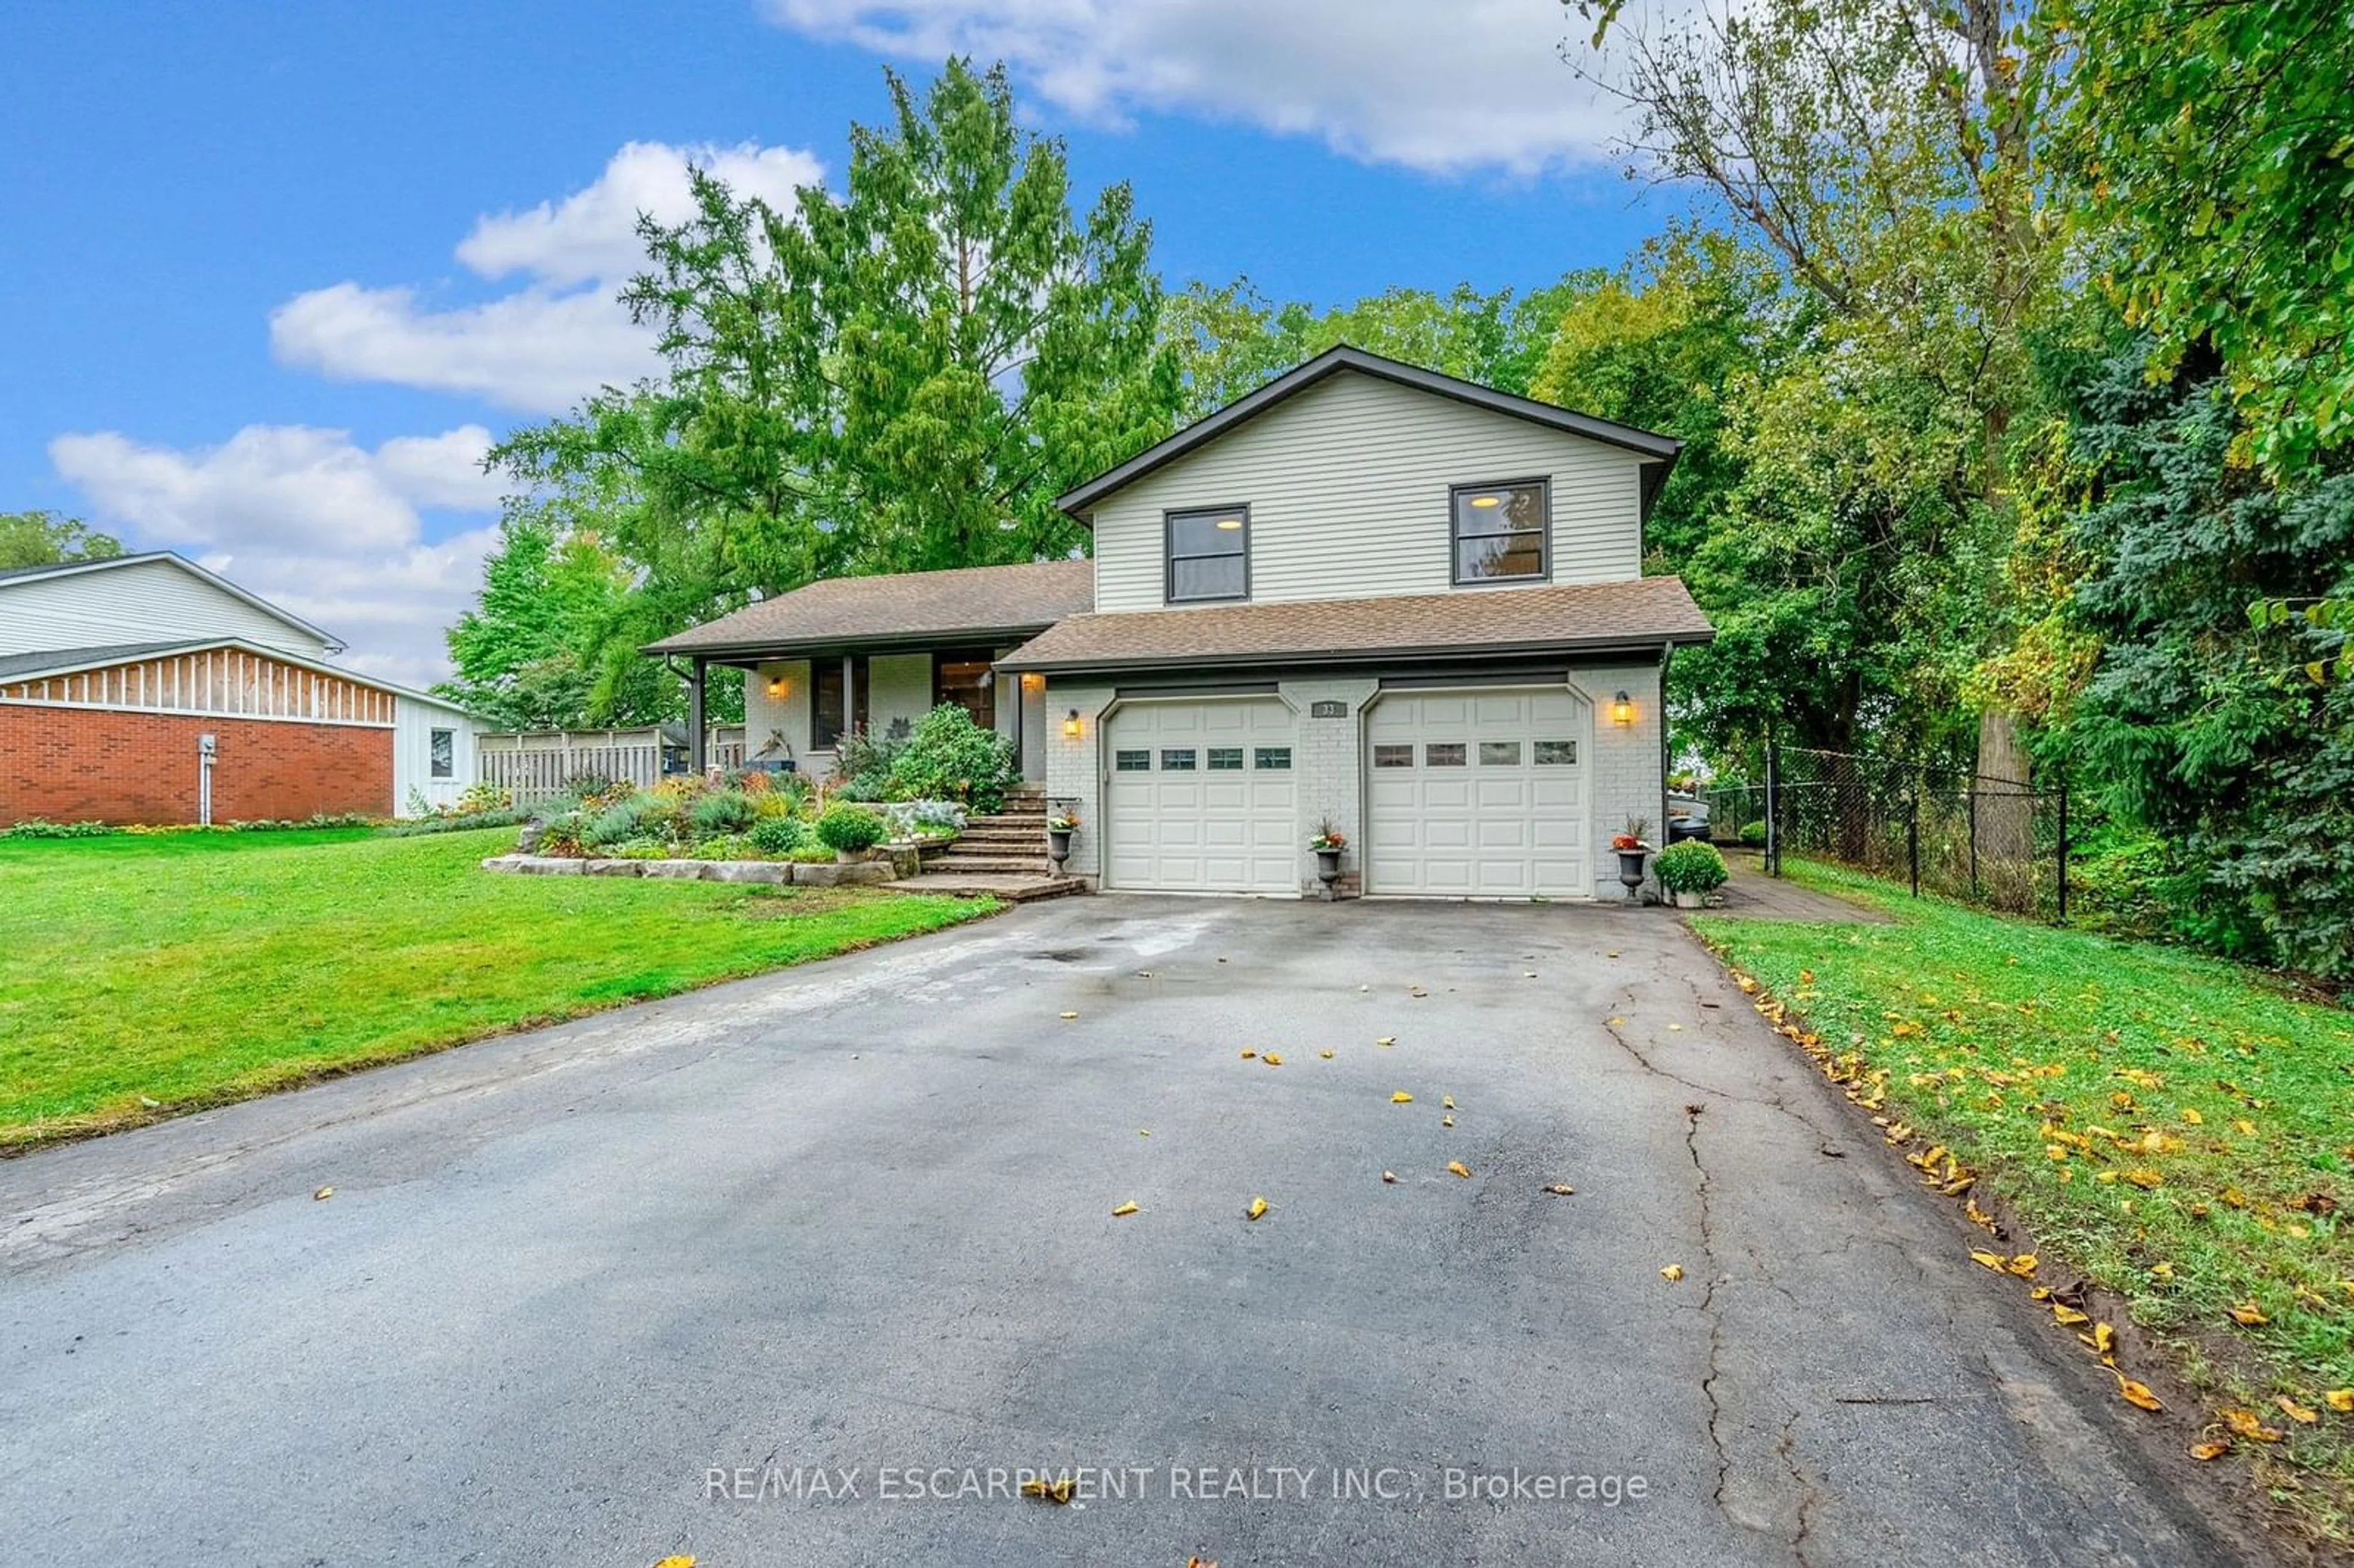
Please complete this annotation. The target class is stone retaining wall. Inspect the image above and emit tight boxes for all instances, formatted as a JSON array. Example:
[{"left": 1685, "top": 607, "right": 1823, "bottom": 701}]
[{"left": 482, "top": 855, "right": 896, "bottom": 887}]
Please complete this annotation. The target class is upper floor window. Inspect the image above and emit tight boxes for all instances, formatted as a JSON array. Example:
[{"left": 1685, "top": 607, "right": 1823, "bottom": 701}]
[
  {"left": 1451, "top": 479, "right": 1548, "bottom": 584},
  {"left": 1166, "top": 506, "right": 1249, "bottom": 603}
]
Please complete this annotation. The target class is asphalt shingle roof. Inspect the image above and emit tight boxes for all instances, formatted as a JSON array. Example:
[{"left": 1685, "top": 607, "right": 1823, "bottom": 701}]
[
  {"left": 994, "top": 576, "right": 1713, "bottom": 674},
  {"left": 642, "top": 558, "right": 1096, "bottom": 657}
]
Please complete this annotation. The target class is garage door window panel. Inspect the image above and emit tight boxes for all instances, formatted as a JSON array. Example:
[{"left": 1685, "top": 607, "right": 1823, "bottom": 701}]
[
  {"left": 1162, "top": 748, "right": 1198, "bottom": 771},
  {"left": 1536, "top": 740, "right": 1578, "bottom": 765},
  {"left": 1208, "top": 747, "right": 1244, "bottom": 771},
  {"left": 1166, "top": 506, "right": 1250, "bottom": 603},
  {"left": 1451, "top": 480, "right": 1550, "bottom": 584},
  {"left": 1478, "top": 741, "right": 1523, "bottom": 766},
  {"left": 1115, "top": 749, "right": 1151, "bottom": 771},
  {"left": 1254, "top": 747, "right": 1291, "bottom": 770},
  {"left": 1425, "top": 742, "right": 1466, "bottom": 767}
]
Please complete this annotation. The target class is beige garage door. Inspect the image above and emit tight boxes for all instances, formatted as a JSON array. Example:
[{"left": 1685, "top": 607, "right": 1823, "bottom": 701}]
[
  {"left": 1103, "top": 698, "right": 1298, "bottom": 893},
  {"left": 1365, "top": 688, "right": 1591, "bottom": 897}
]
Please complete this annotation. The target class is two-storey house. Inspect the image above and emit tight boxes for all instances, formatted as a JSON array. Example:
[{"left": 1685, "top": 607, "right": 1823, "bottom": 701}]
[{"left": 646, "top": 346, "right": 1712, "bottom": 899}]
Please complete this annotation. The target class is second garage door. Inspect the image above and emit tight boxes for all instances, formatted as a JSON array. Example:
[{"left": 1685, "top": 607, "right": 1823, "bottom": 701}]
[
  {"left": 1104, "top": 698, "right": 1298, "bottom": 893},
  {"left": 1365, "top": 687, "right": 1591, "bottom": 897}
]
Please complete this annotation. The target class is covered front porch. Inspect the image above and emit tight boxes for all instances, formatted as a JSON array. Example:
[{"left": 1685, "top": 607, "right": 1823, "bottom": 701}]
[{"left": 689, "top": 642, "right": 1050, "bottom": 783}]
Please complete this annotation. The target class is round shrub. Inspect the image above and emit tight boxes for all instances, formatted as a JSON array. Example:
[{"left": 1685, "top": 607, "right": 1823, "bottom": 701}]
[
  {"left": 815, "top": 803, "right": 887, "bottom": 854},
  {"left": 582, "top": 794, "right": 667, "bottom": 848},
  {"left": 688, "top": 790, "right": 760, "bottom": 837},
  {"left": 748, "top": 815, "right": 806, "bottom": 856},
  {"left": 887, "top": 703, "right": 1019, "bottom": 810},
  {"left": 1654, "top": 840, "right": 1729, "bottom": 894},
  {"left": 1738, "top": 821, "right": 1769, "bottom": 848}
]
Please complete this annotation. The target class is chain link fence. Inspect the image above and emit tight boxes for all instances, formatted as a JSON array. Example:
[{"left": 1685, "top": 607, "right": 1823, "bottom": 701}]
[{"left": 1704, "top": 745, "right": 2070, "bottom": 921}]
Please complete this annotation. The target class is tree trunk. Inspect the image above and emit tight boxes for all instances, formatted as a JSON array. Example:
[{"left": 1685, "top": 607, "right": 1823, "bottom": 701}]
[{"left": 1975, "top": 709, "right": 2033, "bottom": 862}]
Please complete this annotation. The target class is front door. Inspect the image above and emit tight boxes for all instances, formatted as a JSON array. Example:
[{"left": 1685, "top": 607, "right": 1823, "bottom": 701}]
[{"left": 932, "top": 649, "right": 996, "bottom": 729}]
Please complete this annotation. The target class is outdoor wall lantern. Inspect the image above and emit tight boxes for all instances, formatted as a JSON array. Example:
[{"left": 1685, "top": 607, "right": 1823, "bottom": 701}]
[
  {"left": 1062, "top": 709, "right": 1083, "bottom": 738},
  {"left": 1021, "top": 672, "right": 1045, "bottom": 692},
  {"left": 766, "top": 675, "right": 791, "bottom": 699},
  {"left": 1611, "top": 691, "right": 1634, "bottom": 726}
]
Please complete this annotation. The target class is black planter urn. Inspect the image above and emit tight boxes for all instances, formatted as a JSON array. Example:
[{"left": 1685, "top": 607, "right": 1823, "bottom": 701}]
[{"left": 1615, "top": 847, "right": 1650, "bottom": 904}]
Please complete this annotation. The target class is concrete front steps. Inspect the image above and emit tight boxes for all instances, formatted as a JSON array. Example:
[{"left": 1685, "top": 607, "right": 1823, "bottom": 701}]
[{"left": 892, "top": 786, "right": 1081, "bottom": 900}]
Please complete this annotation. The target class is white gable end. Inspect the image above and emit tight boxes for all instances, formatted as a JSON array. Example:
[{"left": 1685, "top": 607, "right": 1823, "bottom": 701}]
[
  {"left": 0, "top": 557, "right": 338, "bottom": 660},
  {"left": 1087, "top": 369, "right": 1650, "bottom": 614}
]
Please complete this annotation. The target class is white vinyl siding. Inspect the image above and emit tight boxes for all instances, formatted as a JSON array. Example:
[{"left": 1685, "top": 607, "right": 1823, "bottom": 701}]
[
  {"left": 394, "top": 698, "right": 483, "bottom": 816},
  {"left": 0, "top": 557, "right": 337, "bottom": 659},
  {"left": 1088, "top": 371, "right": 1648, "bottom": 613}
]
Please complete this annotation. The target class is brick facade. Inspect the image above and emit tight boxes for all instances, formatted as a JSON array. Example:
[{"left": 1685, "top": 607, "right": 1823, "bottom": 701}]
[{"left": 0, "top": 704, "right": 394, "bottom": 825}]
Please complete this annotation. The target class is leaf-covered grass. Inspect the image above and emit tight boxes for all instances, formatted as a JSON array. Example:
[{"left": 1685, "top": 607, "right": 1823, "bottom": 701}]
[
  {"left": 1696, "top": 860, "right": 2354, "bottom": 1542},
  {"left": 0, "top": 828, "right": 995, "bottom": 1149}
]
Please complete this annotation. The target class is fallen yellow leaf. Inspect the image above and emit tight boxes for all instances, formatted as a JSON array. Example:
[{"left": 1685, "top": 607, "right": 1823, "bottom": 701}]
[
  {"left": 1318, "top": 1049, "right": 1335, "bottom": 1059},
  {"left": 2228, "top": 1302, "right": 2268, "bottom": 1326},
  {"left": 2181, "top": 1107, "right": 2204, "bottom": 1125},
  {"left": 653, "top": 1557, "right": 698, "bottom": 1568},
  {"left": 2189, "top": 1439, "right": 2232, "bottom": 1461},
  {"left": 1441, "top": 1115, "right": 1455, "bottom": 1127},
  {"left": 1381, "top": 1171, "right": 1398, "bottom": 1184},
  {"left": 2277, "top": 1396, "right": 2319, "bottom": 1426},
  {"left": 2084, "top": 1322, "right": 2117, "bottom": 1358},
  {"left": 1660, "top": 1264, "right": 1685, "bottom": 1282},
  {"left": 1376, "top": 1036, "right": 1396, "bottom": 1047},
  {"left": 1020, "top": 1476, "right": 1076, "bottom": 1504},
  {"left": 1441, "top": 1095, "right": 1455, "bottom": 1110},
  {"left": 1111, "top": 1201, "right": 1139, "bottom": 1217},
  {"left": 2116, "top": 1376, "right": 2163, "bottom": 1412},
  {"left": 2006, "top": 1253, "right": 2039, "bottom": 1277},
  {"left": 1262, "top": 1052, "right": 1284, "bottom": 1067},
  {"left": 1240, "top": 1049, "right": 1256, "bottom": 1059},
  {"left": 2123, "top": 1168, "right": 2164, "bottom": 1190},
  {"left": 2052, "top": 1306, "right": 2092, "bottom": 1328},
  {"left": 1391, "top": 1090, "right": 1414, "bottom": 1104},
  {"left": 2223, "top": 1409, "right": 2284, "bottom": 1442},
  {"left": 313, "top": 1186, "right": 334, "bottom": 1201},
  {"left": 1543, "top": 1184, "right": 1575, "bottom": 1196},
  {"left": 1246, "top": 1196, "right": 1269, "bottom": 1222},
  {"left": 1139, "top": 1129, "right": 1151, "bottom": 1137},
  {"left": 1446, "top": 1161, "right": 1472, "bottom": 1179},
  {"left": 1667, "top": 1022, "right": 1683, "bottom": 1032},
  {"left": 1606, "top": 1016, "right": 1626, "bottom": 1027},
  {"left": 1970, "top": 1249, "right": 2006, "bottom": 1271},
  {"left": 1060, "top": 1011, "right": 1078, "bottom": 1020},
  {"left": 2326, "top": 1389, "right": 2354, "bottom": 1414}
]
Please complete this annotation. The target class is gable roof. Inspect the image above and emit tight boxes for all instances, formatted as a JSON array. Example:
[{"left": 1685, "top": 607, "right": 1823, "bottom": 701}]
[
  {"left": 1055, "top": 344, "right": 1683, "bottom": 520},
  {"left": 995, "top": 574, "right": 1712, "bottom": 675},
  {"left": 0, "top": 636, "right": 484, "bottom": 717},
  {"left": 643, "top": 558, "right": 1096, "bottom": 658},
  {"left": 0, "top": 551, "right": 345, "bottom": 653}
]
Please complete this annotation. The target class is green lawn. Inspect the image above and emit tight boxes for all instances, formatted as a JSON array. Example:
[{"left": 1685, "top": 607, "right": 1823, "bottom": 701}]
[
  {"left": 0, "top": 828, "right": 995, "bottom": 1149},
  {"left": 1696, "top": 862, "right": 2354, "bottom": 1541}
]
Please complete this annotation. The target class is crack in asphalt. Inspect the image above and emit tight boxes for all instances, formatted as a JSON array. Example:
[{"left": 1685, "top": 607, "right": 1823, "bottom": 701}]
[
  {"left": 1777, "top": 1409, "right": 1821, "bottom": 1568},
  {"left": 1682, "top": 1102, "right": 1733, "bottom": 1513}
]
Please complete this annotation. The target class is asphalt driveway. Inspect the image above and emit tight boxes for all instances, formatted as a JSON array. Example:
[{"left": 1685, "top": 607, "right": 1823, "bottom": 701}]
[{"left": 0, "top": 897, "right": 2241, "bottom": 1566}]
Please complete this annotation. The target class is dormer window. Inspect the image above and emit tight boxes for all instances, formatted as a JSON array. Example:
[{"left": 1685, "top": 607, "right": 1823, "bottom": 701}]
[
  {"left": 1451, "top": 479, "right": 1549, "bottom": 584},
  {"left": 1166, "top": 506, "right": 1250, "bottom": 603}
]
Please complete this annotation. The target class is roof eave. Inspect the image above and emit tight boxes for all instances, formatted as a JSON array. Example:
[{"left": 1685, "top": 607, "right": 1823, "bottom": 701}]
[
  {"left": 642, "top": 622, "right": 1070, "bottom": 661},
  {"left": 996, "top": 628, "right": 1714, "bottom": 677}
]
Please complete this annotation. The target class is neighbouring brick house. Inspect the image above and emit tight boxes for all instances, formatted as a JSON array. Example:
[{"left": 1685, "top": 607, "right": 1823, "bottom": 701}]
[
  {"left": 0, "top": 553, "right": 486, "bottom": 826},
  {"left": 647, "top": 346, "right": 1712, "bottom": 899}
]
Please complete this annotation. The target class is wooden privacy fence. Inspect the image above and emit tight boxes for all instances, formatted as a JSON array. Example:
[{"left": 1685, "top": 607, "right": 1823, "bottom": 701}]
[{"left": 477, "top": 728, "right": 745, "bottom": 805}]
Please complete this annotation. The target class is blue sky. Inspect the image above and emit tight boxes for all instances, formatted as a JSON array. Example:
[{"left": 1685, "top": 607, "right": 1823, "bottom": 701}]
[{"left": 1, "top": 0, "right": 1687, "bottom": 682}]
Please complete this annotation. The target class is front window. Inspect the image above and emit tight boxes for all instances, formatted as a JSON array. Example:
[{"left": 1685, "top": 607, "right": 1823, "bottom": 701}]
[
  {"left": 1166, "top": 506, "right": 1249, "bottom": 603},
  {"left": 429, "top": 728, "right": 454, "bottom": 778},
  {"left": 812, "top": 656, "right": 870, "bottom": 750},
  {"left": 1452, "top": 479, "right": 1548, "bottom": 584}
]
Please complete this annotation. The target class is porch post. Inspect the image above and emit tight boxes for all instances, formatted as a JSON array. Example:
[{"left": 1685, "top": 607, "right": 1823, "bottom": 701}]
[
  {"left": 688, "top": 657, "right": 707, "bottom": 774},
  {"left": 842, "top": 655, "right": 856, "bottom": 737}
]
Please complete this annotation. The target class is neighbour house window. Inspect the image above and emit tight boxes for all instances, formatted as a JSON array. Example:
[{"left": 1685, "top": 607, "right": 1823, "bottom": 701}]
[
  {"left": 429, "top": 728, "right": 454, "bottom": 778},
  {"left": 1451, "top": 479, "right": 1549, "bottom": 584},
  {"left": 1166, "top": 506, "right": 1250, "bottom": 603},
  {"left": 932, "top": 649, "right": 997, "bottom": 729},
  {"left": 1254, "top": 747, "right": 1292, "bottom": 771},
  {"left": 812, "top": 656, "right": 871, "bottom": 750}
]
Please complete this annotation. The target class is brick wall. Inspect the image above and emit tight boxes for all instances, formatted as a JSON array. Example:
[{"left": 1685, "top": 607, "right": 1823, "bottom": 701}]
[
  {"left": 1574, "top": 662, "right": 1666, "bottom": 899},
  {"left": 0, "top": 704, "right": 395, "bottom": 825}
]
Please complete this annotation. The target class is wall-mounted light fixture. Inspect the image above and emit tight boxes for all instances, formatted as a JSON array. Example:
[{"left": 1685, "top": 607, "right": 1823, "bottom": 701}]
[
  {"left": 1020, "top": 672, "right": 1045, "bottom": 692},
  {"left": 766, "top": 676, "right": 791, "bottom": 699},
  {"left": 1610, "top": 690, "right": 1634, "bottom": 726},
  {"left": 1062, "top": 709, "right": 1083, "bottom": 739}
]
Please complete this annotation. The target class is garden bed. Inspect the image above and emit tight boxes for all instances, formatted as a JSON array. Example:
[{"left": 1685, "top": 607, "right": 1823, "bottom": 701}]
[{"left": 483, "top": 853, "right": 899, "bottom": 886}]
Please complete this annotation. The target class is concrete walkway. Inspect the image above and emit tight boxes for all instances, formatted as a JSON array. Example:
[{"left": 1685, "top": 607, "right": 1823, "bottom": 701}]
[
  {"left": 0, "top": 898, "right": 2241, "bottom": 1566},
  {"left": 1706, "top": 852, "right": 1892, "bottom": 922}
]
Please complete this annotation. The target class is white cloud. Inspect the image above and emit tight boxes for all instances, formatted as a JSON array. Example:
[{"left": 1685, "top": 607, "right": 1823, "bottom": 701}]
[
  {"left": 269, "top": 140, "right": 825, "bottom": 414},
  {"left": 48, "top": 424, "right": 505, "bottom": 685},
  {"left": 763, "top": 0, "right": 1626, "bottom": 175}
]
